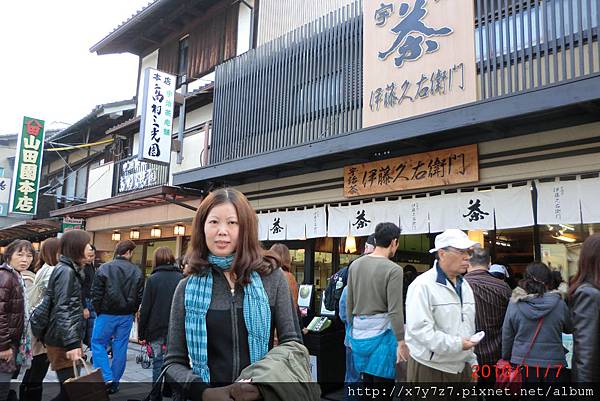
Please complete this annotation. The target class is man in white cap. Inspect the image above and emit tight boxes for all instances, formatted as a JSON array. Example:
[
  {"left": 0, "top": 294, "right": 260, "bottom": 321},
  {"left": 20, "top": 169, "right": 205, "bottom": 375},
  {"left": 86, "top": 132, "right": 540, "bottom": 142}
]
[{"left": 405, "top": 229, "right": 478, "bottom": 383}]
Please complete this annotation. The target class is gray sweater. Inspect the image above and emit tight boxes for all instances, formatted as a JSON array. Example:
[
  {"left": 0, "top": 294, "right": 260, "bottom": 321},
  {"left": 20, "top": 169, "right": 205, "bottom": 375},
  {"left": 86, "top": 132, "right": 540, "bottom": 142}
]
[{"left": 163, "top": 266, "right": 302, "bottom": 401}]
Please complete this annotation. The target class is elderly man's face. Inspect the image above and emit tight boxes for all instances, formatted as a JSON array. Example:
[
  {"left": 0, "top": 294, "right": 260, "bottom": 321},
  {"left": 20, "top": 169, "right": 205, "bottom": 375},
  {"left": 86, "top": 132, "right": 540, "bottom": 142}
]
[{"left": 439, "top": 247, "right": 472, "bottom": 276}]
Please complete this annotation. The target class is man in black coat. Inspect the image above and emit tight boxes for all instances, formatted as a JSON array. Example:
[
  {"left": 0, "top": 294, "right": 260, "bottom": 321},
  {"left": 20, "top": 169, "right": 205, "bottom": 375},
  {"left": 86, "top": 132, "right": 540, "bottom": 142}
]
[
  {"left": 138, "top": 247, "right": 183, "bottom": 401},
  {"left": 91, "top": 240, "right": 144, "bottom": 393}
]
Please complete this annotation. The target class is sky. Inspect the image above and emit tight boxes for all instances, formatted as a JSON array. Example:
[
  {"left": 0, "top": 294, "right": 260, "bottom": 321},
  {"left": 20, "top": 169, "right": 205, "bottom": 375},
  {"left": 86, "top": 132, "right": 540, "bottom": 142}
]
[{"left": 0, "top": 0, "right": 152, "bottom": 135}]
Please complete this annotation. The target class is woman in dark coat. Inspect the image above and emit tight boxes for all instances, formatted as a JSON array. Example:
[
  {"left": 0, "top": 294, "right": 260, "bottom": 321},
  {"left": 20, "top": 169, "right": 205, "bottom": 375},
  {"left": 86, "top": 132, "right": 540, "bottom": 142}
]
[
  {"left": 569, "top": 234, "right": 600, "bottom": 382},
  {"left": 43, "top": 230, "right": 92, "bottom": 401},
  {"left": 0, "top": 241, "right": 28, "bottom": 400}
]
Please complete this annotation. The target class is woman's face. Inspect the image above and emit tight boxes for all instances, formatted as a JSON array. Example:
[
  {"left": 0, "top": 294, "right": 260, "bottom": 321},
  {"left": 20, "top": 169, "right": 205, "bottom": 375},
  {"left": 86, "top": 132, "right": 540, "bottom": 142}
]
[
  {"left": 82, "top": 243, "right": 94, "bottom": 266},
  {"left": 9, "top": 247, "right": 33, "bottom": 272},
  {"left": 204, "top": 202, "right": 239, "bottom": 257}
]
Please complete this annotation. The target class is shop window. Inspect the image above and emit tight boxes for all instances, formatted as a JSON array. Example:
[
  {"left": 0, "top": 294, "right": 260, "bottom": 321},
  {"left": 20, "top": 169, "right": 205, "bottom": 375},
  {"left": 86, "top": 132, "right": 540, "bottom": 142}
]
[{"left": 289, "top": 249, "right": 305, "bottom": 285}]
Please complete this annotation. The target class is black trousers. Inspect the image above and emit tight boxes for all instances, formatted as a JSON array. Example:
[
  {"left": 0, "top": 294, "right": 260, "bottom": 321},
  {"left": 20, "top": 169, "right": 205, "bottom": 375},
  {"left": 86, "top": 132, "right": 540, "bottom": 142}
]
[{"left": 20, "top": 354, "right": 50, "bottom": 401}]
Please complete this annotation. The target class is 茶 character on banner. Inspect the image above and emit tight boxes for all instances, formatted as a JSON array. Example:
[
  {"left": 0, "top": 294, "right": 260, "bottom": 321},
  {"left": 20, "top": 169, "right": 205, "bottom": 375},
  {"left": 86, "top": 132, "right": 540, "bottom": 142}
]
[
  {"left": 352, "top": 210, "right": 372, "bottom": 229},
  {"left": 462, "top": 199, "right": 490, "bottom": 222}
]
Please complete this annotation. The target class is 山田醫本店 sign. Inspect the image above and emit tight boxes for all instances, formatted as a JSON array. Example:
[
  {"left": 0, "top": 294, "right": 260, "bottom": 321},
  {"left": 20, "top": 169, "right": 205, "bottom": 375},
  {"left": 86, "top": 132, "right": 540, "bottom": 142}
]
[{"left": 10, "top": 116, "right": 45, "bottom": 215}]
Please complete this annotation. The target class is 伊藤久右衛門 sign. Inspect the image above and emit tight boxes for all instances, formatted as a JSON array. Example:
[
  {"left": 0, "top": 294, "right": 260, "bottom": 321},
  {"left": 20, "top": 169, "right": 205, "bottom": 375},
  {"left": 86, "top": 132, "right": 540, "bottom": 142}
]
[
  {"left": 343, "top": 144, "right": 479, "bottom": 197},
  {"left": 10, "top": 117, "right": 45, "bottom": 215},
  {"left": 363, "top": 0, "right": 477, "bottom": 127}
]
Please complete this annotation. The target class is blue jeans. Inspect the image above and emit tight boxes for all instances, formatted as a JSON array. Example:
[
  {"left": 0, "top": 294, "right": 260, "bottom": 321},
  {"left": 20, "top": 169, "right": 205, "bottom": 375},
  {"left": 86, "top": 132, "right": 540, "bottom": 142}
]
[
  {"left": 150, "top": 339, "right": 166, "bottom": 401},
  {"left": 91, "top": 314, "right": 133, "bottom": 384},
  {"left": 345, "top": 346, "right": 361, "bottom": 401}
]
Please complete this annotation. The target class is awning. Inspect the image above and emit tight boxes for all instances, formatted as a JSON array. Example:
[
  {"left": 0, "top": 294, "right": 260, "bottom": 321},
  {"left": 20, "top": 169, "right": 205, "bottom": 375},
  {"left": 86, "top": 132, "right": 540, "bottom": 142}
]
[
  {"left": 0, "top": 219, "right": 61, "bottom": 245},
  {"left": 50, "top": 186, "right": 203, "bottom": 219}
]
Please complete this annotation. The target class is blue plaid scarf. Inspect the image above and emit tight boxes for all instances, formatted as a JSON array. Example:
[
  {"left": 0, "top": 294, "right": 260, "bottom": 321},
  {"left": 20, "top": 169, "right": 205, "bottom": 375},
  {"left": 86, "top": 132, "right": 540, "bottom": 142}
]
[{"left": 184, "top": 254, "right": 271, "bottom": 382}]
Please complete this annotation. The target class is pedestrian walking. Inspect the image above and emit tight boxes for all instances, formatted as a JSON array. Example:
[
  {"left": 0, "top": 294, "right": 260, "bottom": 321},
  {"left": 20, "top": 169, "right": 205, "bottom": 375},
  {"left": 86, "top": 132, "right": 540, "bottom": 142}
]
[
  {"left": 338, "top": 235, "right": 375, "bottom": 401},
  {"left": 163, "top": 188, "right": 301, "bottom": 401},
  {"left": 0, "top": 241, "right": 28, "bottom": 400},
  {"left": 20, "top": 238, "right": 60, "bottom": 401},
  {"left": 569, "top": 234, "right": 600, "bottom": 382},
  {"left": 138, "top": 247, "right": 183, "bottom": 401},
  {"left": 269, "top": 243, "right": 299, "bottom": 309},
  {"left": 81, "top": 244, "right": 97, "bottom": 348},
  {"left": 43, "top": 230, "right": 91, "bottom": 401},
  {"left": 464, "top": 248, "right": 511, "bottom": 385},
  {"left": 91, "top": 240, "right": 144, "bottom": 394},
  {"left": 502, "top": 262, "right": 572, "bottom": 383},
  {"left": 405, "top": 229, "right": 478, "bottom": 383},
  {"left": 346, "top": 223, "right": 407, "bottom": 390}
]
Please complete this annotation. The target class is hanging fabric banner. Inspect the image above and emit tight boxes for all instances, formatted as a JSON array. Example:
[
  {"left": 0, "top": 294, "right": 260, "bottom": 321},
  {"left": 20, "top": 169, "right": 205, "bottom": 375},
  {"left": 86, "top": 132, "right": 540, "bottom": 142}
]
[
  {"left": 428, "top": 194, "right": 461, "bottom": 233},
  {"left": 306, "top": 206, "right": 327, "bottom": 238},
  {"left": 580, "top": 177, "right": 600, "bottom": 224},
  {"left": 286, "top": 209, "right": 307, "bottom": 240},
  {"left": 456, "top": 191, "right": 495, "bottom": 230},
  {"left": 257, "top": 213, "right": 271, "bottom": 241},
  {"left": 266, "top": 210, "right": 287, "bottom": 241},
  {"left": 349, "top": 201, "right": 390, "bottom": 236},
  {"left": 493, "top": 185, "right": 535, "bottom": 229},
  {"left": 396, "top": 198, "right": 429, "bottom": 234},
  {"left": 536, "top": 180, "right": 581, "bottom": 225},
  {"left": 327, "top": 205, "right": 350, "bottom": 237}
]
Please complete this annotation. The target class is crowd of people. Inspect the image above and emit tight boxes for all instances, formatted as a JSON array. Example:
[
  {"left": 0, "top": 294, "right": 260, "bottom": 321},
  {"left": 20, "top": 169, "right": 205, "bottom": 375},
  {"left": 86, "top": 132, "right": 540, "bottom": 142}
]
[{"left": 0, "top": 187, "right": 599, "bottom": 401}]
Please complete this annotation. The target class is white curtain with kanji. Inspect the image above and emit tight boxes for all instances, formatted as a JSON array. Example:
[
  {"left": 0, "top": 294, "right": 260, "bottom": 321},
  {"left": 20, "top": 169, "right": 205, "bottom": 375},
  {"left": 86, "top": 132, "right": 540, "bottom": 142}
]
[
  {"left": 305, "top": 206, "right": 327, "bottom": 238},
  {"left": 266, "top": 210, "right": 287, "bottom": 241},
  {"left": 456, "top": 191, "right": 495, "bottom": 230},
  {"left": 349, "top": 201, "right": 390, "bottom": 236},
  {"left": 395, "top": 197, "right": 429, "bottom": 234},
  {"left": 536, "top": 180, "right": 581, "bottom": 225}
]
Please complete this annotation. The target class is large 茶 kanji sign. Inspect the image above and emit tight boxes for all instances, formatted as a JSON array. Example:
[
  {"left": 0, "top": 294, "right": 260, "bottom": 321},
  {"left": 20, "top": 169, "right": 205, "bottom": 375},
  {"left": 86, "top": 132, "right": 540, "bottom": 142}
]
[
  {"left": 138, "top": 68, "right": 176, "bottom": 164},
  {"left": 10, "top": 117, "right": 45, "bottom": 214},
  {"left": 363, "top": 0, "right": 477, "bottom": 127},
  {"left": 343, "top": 144, "right": 479, "bottom": 197}
]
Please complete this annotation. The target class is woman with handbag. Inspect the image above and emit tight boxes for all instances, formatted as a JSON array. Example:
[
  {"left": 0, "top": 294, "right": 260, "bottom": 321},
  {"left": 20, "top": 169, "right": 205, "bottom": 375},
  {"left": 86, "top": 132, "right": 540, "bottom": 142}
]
[
  {"left": 0, "top": 240, "right": 29, "bottom": 400},
  {"left": 569, "top": 234, "right": 600, "bottom": 382},
  {"left": 20, "top": 238, "right": 61, "bottom": 401},
  {"left": 163, "top": 188, "right": 302, "bottom": 401},
  {"left": 43, "top": 230, "right": 92, "bottom": 401},
  {"left": 501, "top": 262, "right": 572, "bottom": 384}
]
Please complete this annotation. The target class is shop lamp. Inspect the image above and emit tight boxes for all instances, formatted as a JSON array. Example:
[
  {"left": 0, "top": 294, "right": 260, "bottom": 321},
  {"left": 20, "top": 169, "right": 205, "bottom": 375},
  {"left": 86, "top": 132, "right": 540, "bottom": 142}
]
[
  {"left": 345, "top": 236, "right": 357, "bottom": 254},
  {"left": 32, "top": 242, "right": 40, "bottom": 251},
  {"left": 0, "top": 247, "right": 5, "bottom": 254},
  {"left": 111, "top": 231, "right": 121, "bottom": 241},
  {"left": 174, "top": 224, "right": 185, "bottom": 236},
  {"left": 553, "top": 234, "right": 576, "bottom": 243},
  {"left": 150, "top": 227, "right": 162, "bottom": 238},
  {"left": 129, "top": 229, "right": 140, "bottom": 240},
  {"left": 467, "top": 230, "right": 485, "bottom": 247}
]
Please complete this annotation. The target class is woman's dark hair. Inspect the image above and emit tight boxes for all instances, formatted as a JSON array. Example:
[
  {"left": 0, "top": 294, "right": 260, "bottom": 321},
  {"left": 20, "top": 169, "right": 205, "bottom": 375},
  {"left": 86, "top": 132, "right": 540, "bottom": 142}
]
[
  {"left": 60, "top": 230, "right": 91, "bottom": 265},
  {"left": 4, "top": 239, "right": 34, "bottom": 267},
  {"left": 153, "top": 246, "right": 175, "bottom": 268},
  {"left": 269, "top": 243, "right": 291, "bottom": 272},
  {"left": 186, "top": 188, "right": 276, "bottom": 284},
  {"left": 519, "top": 262, "right": 552, "bottom": 296},
  {"left": 569, "top": 233, "right": 600, "bottom": 298},
  {"left": 35, "top": 237, "right": 61, "bottom": 271}
]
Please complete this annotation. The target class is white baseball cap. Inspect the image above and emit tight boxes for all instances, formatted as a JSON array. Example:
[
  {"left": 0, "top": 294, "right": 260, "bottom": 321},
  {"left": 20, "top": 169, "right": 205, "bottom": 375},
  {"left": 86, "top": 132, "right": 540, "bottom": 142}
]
[
  {"left": 489, "top": 264, "right": 510, "bottom": 277},
  {"left": 429, "top": 229, "right": 479, "bottom": 253}
]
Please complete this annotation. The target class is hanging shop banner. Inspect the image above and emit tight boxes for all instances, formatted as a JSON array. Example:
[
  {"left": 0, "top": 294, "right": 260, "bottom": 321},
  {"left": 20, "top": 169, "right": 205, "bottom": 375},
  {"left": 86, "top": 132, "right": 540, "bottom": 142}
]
[
  {"left": 328, "top": 205, "right": 351, "bottom": 237},
  {"left": 62, "top": 217, "right": 85, "bottom": 232},
  {"left": 493, "top": 185, "right": 535, "bottom": 229},
  {"left": 0, "top": 178, "right": 11, "bottom": 217},
  {"left": 305, "top": 206, "right": 327, "bottom": 239},
  {"left": 266, "top": 210, "right": 287, "bottom": 241},
  {"left": 362, "top": 0, "right": 477, "bottom": 128},
  {"left": 286, "top": 209, "right": 307, "bottom": 240},
  {"left": 456, "top": 191, "right": 495, "bottom": 231},
  {"left": 138, "top": 68, "right": 176, "bottom": 164},
  {"left": 10, "top": 117, "right": 45, "bottom": 215},
  {"left": 344, "top": 144, "right": 478, "bottom": 197},
  {"left": 536, "top": 180, "right": 581, "bottom": 225},
  {"left": 349, "top": 202, "right": 391, "bottom": 236},
  {"left": 427, "top": 194, "right": 460, "bottom": 233},
  {"left": 395, "top": 197, "right": 429, "bottom": 234},
  {"left": 258, "top": 213, "right": 271, "bottom": 241},
  {"left": 580, "top": 177, "right": 600, "bottom": 223}
]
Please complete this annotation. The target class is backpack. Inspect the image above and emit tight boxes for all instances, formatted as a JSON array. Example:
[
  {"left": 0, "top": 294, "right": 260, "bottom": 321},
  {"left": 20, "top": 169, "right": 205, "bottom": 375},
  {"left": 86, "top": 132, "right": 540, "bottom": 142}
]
[{"left": 323, "top": 266, "right": 349, "bottom": 312}]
